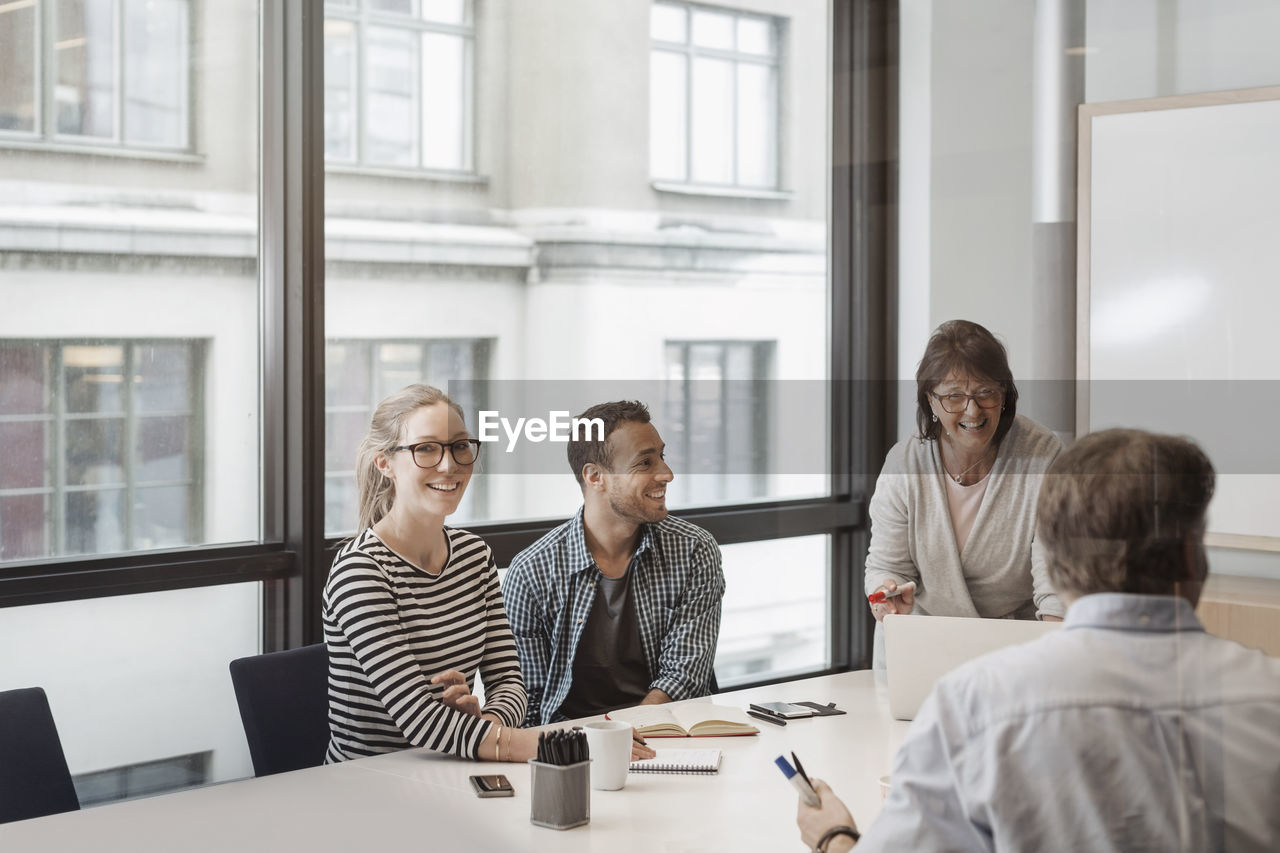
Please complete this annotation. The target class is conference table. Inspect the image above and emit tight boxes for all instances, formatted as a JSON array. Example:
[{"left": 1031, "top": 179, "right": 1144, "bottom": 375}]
[{"left": 1, "top": 671, "right": 911, "bottom": 852}]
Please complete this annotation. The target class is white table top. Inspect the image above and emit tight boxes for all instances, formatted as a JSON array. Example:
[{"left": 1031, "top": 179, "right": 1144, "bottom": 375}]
[{"left": 1, "top": 671, "right": 910, "bottom": 852}]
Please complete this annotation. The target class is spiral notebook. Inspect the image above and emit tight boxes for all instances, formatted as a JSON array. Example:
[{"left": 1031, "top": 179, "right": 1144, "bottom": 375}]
[{"left": 629, "top": 748, "right": 722, "bottom": 775}]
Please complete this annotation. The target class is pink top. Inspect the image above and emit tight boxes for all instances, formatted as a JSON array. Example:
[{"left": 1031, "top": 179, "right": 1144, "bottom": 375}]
[{"left": 944, "top": 473, "right": 990, "bottom": 553}]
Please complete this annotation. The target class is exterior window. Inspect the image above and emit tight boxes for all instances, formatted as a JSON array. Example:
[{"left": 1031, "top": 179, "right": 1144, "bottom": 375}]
[
  {"left": 0, "top": 0, "right": 191, "bottom": 148},
  {"left": 324, "top": 0, "right": 474, "bottom": 172},
  {"left": 650, "top": 1, "right": 780, "bottom": 188},
  {"left": 325, "top": 338, "right": 492, "bottom": 535},
  {"left": 664, "top": 340, "right": 775, "bottom": 506},
  {"left": 0, "top": 340, "right": 205, "bottom": 561}
]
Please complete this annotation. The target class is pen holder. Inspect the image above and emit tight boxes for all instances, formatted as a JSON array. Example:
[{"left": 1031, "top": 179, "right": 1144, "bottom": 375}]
[{"left": 528, "top": 759, "right": 591, "bottom": 830}]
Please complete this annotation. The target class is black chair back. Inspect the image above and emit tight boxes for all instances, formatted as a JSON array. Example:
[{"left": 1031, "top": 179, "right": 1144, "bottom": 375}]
[
  {"left": 229, "top": 643, "right": 330, "bottom": 777},
  {"left": 0, "top": 687, "right": 80, "bottom": 824}
]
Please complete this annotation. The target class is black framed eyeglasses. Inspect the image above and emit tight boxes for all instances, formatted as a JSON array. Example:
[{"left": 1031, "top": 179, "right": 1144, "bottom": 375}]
[
  {"left": 391, "top": 439, "right": 482, "bottom": 469},
  {"left": 930, "top": 389, "right": 1002, "bottom": 414}
]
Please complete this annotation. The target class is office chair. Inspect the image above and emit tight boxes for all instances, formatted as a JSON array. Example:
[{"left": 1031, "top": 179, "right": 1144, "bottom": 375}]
[
  {"left": 0, "top": 687, "right": 80, "bottom": 824},
  {"left": 228, "top": 643, "right": 330, "bottom": 777}
]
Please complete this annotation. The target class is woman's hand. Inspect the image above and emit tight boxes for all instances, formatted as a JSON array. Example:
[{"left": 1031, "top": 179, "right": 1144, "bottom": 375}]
[
  {"left": 797, "top": 779, "right": 857, "bottom": 852},
  {"left": 630, "top": 730, "right": 656, "bottom": 761},
  {"left": 430, "top": 669, "right": 481, "bottom": 717},
  {"left": 869, "top": 578, "right": 915, "bottom": 623}
]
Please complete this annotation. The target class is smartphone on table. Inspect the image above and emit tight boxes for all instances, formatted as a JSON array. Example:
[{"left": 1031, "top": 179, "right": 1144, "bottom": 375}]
[
  {"left": 750, "top": 701, "right": 817, "bottom": 719},
  {"left": 469, "top": 774, "right": 515, "bottom": 798}
]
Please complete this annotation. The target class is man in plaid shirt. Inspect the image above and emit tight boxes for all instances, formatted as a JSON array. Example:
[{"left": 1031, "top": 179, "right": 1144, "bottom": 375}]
[{"left": 502, "top": 400, "right": 726, "bottom": 726}]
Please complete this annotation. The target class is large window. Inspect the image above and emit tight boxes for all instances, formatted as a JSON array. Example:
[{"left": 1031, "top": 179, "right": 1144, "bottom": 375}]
[
  {"left": 0, "top": 340, "right": 205, "bottom": 561},
  {"left": 324, "top": 0, "right": 474, "bottom": 171},
  {"left": 664, "top": 340, "right": 774, "bottom": 506},
  {"left": 0, "top": 0, "right": 261, "bottom": 796},
  {"left": 650, "top": 1, "right": 781, "bottom": 189},
  {"left": 0, "top": 0, "right": 191, "bottom": 148},
  {"left": 325, "top": 338, "right": 491, "bottom": 534},
  {"left": 1, "top": 0, "right": 882, "bottom": 805}
]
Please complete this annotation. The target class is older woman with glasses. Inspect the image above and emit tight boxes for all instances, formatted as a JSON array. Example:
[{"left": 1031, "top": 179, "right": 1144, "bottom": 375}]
[
  {"left": 866, "top": 321, "right": 1064, "bottom": 665},
  {"left": 322, "top": 383, "right": 543, "bottom": 763}
]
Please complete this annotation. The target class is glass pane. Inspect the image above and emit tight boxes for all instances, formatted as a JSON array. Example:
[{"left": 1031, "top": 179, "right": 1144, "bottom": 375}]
[
  {"left": 135, "top": 415, "right": 192, "bottom": 482},
  {"left": 66, "top": 419, "right": 124, "bottom": 487},
  {"left": 691, "top": 9, "right": 734, "bottom": 50},
  {"left": 326, "top": 1, "right": 831, "bottom": 529},
  {"left": 420, "top": 32, "right": 465, "bottom": 170},
  {"left": 326, "top": 410, "right": 369, "bottom": 469},
  {"left": 133, "top": 484, "right": 189, "bottom": 548},
  {"left": 370, "top": 0, "right": 415, "bottom": 16},
  {"left": 650, "top": 2, "right": 687, "bottom": 43},
  {"left": 0, "top": 494, "right": 49, "bottom": 561},
  {"left": 324, "top": 19, "right": 357, "bottom": 161},
  {"left": 736, "top": 63, "right": 776, "bottom": 187},
  {"left": 649, "top": 50, "right": 687, "bottom": 180},
  {"left": 421, "top": 0, "right": 466, "bottom": 25},
  {"left": 0, "top": 422, "right": 51, "bottom": 490},
  {"left": 325, "top": 341, "right": 371, "bottom": 406},
  {"left": 365, "top": 26, "right": 418, "bottom": 166},
  {"left": 0, "top": 584, "right": 262, "bottom": 796},
  {"left": 122, "top": 0, "right": 189, "bottom": 147},
  {"left": 0, "top": 344, "right": 53, "bottom": 414},
  {"left": 56, "top": 0, "right": 117, "bottom": 138},
  {"left": 325, "top": 474, "right": 358, "bottom": 535},
  {"left": 716, "top": 535, "right": 830, "bottom": 686},
  {"left": 0, "top": 2, "right": 37, "bottom": 133},
  {"left": 65, "top": 486, "right": 125, "bottom": 554},
  {"left": 737, "top": 16, "right": 773, "bottom": 56},
  {"left": 65, "top": 345, "right": 125, "bottom": 414},
  {"left": 133, "top": 343, "right": 194, "bottom": 413},
  {"left": 0, "top": 4, "right": 260, "bottom": 563},
  {"left": 691, "top": 56, "right": 734, "bottom": 184}
]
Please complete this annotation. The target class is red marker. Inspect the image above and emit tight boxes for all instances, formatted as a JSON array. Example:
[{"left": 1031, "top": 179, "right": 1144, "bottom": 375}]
[{"left": 867, "top": 581, "right": 916, "bottom": 604}]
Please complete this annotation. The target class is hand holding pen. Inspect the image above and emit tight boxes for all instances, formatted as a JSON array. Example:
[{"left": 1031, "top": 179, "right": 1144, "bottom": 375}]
[{"left": 868, "top": 579, "right": 916, "bottom": 622}]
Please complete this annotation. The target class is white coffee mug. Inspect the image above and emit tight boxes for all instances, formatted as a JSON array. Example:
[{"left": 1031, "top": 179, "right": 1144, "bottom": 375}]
[{"left": 583, "top": 721, "right": 632, "bottom": 791}]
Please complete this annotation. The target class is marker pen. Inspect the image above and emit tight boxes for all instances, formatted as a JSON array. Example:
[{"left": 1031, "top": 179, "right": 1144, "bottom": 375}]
[
  {"left": 867, "top": 581, "right": 916, "bottom": 604},
  {"left": 774, "top": 755, "right": 820, "bottom": 807}
]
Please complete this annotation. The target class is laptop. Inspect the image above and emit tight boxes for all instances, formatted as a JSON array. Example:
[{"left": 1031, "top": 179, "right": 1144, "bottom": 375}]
[{"left": 884, "top": 613, "right": 1062, "bottom": 721}]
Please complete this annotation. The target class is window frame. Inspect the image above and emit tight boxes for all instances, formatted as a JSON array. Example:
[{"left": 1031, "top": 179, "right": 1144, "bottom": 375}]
[
  {"left": 649, "top": 0, "right": 783, "bottom": 191},
  {"left": 0, "top": 338, "right": 207, "bottom": 561},
  {"left": 0, "top": 0, "right": 194, "bottom": 152},
  {"left": 0, "top": 0, "right": 895, "bottom": 676},
  {"left": 322, "top": 0, "right": 477, "bottom": 175}
]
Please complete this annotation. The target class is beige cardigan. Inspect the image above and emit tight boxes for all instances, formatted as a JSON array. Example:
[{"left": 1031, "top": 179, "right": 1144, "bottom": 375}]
[{"left": 864, "top": 414, "right": 1065, "bottom": 621}]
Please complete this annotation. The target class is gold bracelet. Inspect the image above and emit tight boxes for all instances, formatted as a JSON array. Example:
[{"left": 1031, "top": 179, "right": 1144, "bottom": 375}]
[{"left": 494, "top": 725, "right": 503, "bottom": 762}]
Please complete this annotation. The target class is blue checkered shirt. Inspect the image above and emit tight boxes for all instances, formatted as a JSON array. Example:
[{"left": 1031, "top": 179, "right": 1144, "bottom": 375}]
[{"left": 502, "top": 508, "right": 725, "bottom": 726}]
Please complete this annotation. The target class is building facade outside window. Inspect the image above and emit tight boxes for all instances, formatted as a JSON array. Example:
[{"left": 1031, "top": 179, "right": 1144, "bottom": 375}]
[
  {"left": 0, "top": 0, "right": 191, "bottom": 149},
  {"left": 650, "top": 1, "right": 781, "bottom": 189},
  {"left": 323, "top": 0, "right": 474, "bottom": 172},
  {"left": 325, "top": 337, "right": 492, "bottom": 535},
  {"left": 664, "top": 339, "right": 774, "bottom": 506},
  {"left": 0, "top": 340, "right": 205, "bottom": 561}
]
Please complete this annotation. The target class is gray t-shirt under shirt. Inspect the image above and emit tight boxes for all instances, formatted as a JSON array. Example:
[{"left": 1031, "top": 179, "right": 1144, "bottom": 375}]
[{"left": 556, "top": 569, "right": 651, "bottom": 719}]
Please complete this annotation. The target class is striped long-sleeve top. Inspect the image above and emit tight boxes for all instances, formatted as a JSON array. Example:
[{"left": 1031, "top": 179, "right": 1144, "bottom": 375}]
[{"left": 322, "top": 527, "right": 527, "bottom": 762}]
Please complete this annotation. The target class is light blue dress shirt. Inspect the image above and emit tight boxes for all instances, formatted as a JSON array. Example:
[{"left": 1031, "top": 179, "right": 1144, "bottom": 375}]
[{"left": 860, "top": 593, "right": 1280, "bottom": 852}]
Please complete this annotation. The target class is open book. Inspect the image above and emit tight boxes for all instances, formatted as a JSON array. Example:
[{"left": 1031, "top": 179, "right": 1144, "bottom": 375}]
[{"left": 607, "top": 702, "right": 759, "bottom": 737}]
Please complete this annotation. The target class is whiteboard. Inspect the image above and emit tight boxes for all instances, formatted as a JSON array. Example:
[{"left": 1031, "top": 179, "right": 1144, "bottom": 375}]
[{"left": 1077, "top": 87, "right": 1280, "bottom": 550}]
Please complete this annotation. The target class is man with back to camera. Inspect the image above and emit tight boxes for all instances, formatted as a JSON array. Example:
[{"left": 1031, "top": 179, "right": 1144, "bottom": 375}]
[
  {"left": 502, "top": 400, "right": 725, "bottom": 726},
  {"left": 797, "top": 428, "right": 1280, "bottom": 852}
]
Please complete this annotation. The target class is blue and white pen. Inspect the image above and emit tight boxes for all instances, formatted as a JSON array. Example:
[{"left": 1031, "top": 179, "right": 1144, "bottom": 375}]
[{"left": 774, "top": 755, "right": 820, "bottom": 807}]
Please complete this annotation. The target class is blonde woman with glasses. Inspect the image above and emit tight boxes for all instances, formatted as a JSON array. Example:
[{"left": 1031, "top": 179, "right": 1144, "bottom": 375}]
[{"left": 322, "top": 384, "right": 541, "bottom": 763}]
